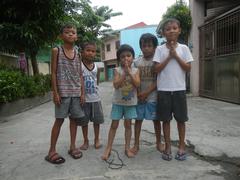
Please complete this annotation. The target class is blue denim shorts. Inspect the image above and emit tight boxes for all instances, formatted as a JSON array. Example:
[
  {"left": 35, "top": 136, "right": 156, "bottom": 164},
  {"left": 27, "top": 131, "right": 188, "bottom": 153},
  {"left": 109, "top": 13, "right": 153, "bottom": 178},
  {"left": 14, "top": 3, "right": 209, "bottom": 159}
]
[
  {"left": 111, "top": 104, "right": 137, "bottom": 120},
  {"left": 136, "top": 101, "right": 157, "bottom": 120}
]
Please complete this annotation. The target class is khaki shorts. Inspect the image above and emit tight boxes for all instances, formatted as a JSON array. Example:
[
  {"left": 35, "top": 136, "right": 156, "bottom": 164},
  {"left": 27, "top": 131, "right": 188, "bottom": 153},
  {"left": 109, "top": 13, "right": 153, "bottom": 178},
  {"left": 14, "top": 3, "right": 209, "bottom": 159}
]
[
  {"left": 55, "top": 97, "right": 85, "bottom": 119},
  {"left": 77, "top": 101, "right": 104, "bottom": 126}
]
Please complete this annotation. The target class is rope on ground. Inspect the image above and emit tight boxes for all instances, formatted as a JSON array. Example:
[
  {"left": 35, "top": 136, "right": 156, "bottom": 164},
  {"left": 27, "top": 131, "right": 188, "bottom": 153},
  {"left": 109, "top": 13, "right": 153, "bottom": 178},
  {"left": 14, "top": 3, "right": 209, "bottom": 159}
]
[{"left": 104, "top": 149, "right": 126, "bottom": 169}]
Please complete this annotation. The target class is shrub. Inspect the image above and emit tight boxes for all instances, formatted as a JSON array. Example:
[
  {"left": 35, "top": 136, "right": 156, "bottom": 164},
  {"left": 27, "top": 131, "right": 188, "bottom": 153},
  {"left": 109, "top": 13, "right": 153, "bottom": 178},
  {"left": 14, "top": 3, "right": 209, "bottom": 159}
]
[{"left": 0, "top": 65, "right": 51, "bottom": 103}]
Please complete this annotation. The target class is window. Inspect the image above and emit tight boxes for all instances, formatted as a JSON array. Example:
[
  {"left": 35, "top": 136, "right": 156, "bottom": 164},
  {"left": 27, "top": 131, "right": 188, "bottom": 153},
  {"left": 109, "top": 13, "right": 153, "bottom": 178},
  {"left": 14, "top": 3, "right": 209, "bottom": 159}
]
[
  {"left": 115, "top": 41, "right": 120, "bottom": 50},
  {"left": 106, "top": 44, "right": 111, "bottom": 51}
]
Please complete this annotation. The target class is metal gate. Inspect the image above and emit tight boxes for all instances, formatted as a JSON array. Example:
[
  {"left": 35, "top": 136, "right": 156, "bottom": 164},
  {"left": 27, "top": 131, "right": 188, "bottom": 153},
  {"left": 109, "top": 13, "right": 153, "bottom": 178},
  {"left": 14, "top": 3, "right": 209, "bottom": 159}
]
[{"left": 199, "top": 7, "right": 240, "bottom": 104}]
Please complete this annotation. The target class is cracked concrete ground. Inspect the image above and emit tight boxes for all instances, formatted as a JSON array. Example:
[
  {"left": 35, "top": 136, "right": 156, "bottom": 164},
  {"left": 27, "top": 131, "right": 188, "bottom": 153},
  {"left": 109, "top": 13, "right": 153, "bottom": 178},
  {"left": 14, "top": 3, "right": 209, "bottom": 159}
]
[{"left": 0, "top": 82, "right": 240, "bottom": 180}]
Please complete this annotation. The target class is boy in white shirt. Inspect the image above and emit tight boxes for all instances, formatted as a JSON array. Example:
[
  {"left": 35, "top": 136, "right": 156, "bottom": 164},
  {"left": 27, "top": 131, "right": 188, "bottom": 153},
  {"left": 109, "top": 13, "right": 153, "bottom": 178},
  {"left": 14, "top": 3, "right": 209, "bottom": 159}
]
[{"left": 153, "top": 18, "right": 193, "bottom": 161}]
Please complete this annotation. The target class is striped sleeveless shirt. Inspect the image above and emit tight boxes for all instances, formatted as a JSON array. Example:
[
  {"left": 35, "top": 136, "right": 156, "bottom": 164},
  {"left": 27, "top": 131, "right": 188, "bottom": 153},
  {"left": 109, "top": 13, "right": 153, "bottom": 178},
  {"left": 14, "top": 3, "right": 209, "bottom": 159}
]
[{"left": 56, "top": 46, "right": 82, "bottom": 97}]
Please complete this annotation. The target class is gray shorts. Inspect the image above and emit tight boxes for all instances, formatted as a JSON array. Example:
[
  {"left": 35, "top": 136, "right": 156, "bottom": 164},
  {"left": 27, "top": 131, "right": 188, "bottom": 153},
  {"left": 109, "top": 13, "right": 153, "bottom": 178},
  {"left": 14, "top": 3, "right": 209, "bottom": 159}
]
[
  {"left": 156, "top": 91, "right": 188, "bottom": 122},
  {"left": 55, "top": 97, "right": 85, "bottom": 120},
  {"left": 77, "top": 101, "right": 104, "bottom": 126}
]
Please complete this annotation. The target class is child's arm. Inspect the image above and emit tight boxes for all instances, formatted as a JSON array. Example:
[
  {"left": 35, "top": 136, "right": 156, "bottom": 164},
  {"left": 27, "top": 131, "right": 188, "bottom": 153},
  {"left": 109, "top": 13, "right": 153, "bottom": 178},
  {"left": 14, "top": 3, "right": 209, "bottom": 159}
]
[
  {"left": 51, "top": 47, "right": 61, "bottom": 105},
  {"left": 97, "top": 68, "right": 100, "bottom": 85},
  {"left": 138, "top": 83, "right": 156, "bottom": 101},
  {"left": 154, "top": 56, "right": 171, "bottom": 73},
  {"left": 113, "top": 69, "right": 126, "bottom": 89},
  {"left": 128, "top": 68, "right": 140, "bottom": 88},
  {"left": 170, "top": 48, "right": 191, "bottom": 72},
  {"left": 80, "top": 62, "right": 85, "bottom": 105}
]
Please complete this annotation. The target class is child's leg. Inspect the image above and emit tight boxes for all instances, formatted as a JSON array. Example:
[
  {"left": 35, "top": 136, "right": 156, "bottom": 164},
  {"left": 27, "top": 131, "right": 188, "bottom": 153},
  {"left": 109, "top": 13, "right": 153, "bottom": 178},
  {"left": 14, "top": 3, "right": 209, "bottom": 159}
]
[
  {"left": 80, "top": 125, "right": 89, "bottom": 150},
  {"left": 93, "top": 123, "right": 102, "bottom": 149},
  {"left": 177, "top": 121, "right": 186, "bottom": 153},
  {"left": 153, "top": 120, "right": 165, "bottom": 152},
  {"left": 130, "top": 120, "right": 143, "bottom": 154},
  {"left": 124, "top": 119, "right": 135, "bottom": 158},
  {"left": 163, "top": 121, "right": 171, "bottom": 153},
  {"left": 101, "top": 120, "right": 119, "bottom": 160},
  {"left": 69, "top": 118, "right": 78, "bottom": 150},
  {"left": 48, "top": 118, "right": 64, "bottom": 156},
  {"left": 68, "top": 118, "right": 82, "bottom": 159}
]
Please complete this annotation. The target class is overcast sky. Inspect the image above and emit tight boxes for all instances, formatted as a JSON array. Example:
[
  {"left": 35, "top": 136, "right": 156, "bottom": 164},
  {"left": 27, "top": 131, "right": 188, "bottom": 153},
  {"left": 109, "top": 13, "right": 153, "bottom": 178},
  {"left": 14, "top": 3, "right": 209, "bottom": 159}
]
[{"left": 90, "top": 0, "right": 184, "bottom": 30}]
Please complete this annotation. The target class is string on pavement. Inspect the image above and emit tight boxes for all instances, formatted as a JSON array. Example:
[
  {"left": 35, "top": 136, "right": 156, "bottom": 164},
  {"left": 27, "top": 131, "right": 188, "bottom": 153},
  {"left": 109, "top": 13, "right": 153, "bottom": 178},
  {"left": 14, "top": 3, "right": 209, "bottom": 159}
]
[{"left": 104, "top": 149, "right": 126, "bottom": 169}]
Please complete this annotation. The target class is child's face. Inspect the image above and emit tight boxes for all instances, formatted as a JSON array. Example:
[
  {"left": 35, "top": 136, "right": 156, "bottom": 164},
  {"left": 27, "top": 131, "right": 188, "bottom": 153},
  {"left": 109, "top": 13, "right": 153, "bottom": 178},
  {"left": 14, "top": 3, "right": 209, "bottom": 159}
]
[
  {"left": 141, "top": 41, "right": 156, "bottom": 58},
  {"left": 81, "top": 44, "right": 96, "bottom": 61},
  {"left": 61, "top": 27, "right": 77, "bottom": 43},
  {"left": 119, "top": 51, "right": 133, "bottom": 67},
  {"left": 162, "top": 22, "right": 181, "bottom": 42}
]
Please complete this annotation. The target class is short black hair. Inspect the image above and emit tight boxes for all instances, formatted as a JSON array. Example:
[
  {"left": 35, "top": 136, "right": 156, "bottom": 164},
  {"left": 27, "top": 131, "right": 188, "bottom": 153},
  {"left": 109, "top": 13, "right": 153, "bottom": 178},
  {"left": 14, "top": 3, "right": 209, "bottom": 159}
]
[
  {"left": 159, "top": 18, "right": 181, "bottom": 34},
  {"left": 80, "top": 41, "right": 96, "bottom": 51},
  {"left": 60, "top": 23, "right": 77, "bottom": 34},
  {"left": 139, "top": 33, "right": 158, "bottom": 49},
  {"left": 116, "top": 44, "right": 135, "bottom": 61}
]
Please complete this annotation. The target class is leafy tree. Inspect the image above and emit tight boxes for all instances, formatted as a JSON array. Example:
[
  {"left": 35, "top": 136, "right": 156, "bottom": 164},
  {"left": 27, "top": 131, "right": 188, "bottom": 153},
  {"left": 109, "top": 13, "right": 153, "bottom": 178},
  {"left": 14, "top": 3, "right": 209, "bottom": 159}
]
[
  {"left": 72, "top": 2, "right": 122, "bottom": 43},
  {"left": 0, "top": 0, "right": 122, "bottom": 73},
  {"left": 68, "top": 1, "right": 122, "bottom": 60},
  {"left": 0, "top": 0, "right": 74, "bottom": 75},
  {"left": 160, "top": 0, "right": 192, "bottom": 43}
]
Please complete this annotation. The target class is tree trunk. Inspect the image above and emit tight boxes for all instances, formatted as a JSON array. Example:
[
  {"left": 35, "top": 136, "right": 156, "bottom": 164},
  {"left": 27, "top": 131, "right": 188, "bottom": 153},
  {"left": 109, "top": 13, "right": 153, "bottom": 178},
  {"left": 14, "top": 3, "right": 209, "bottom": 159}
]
[{"left": 30, "top": 52, "right": 39, "bottom": 75}]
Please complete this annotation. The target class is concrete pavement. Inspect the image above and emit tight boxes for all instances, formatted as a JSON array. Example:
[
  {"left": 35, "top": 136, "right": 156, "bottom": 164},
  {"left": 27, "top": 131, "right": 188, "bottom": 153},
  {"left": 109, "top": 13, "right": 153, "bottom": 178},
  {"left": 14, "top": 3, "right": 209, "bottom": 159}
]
[{"left": 0, "top": 82, "right": 240, "bottom": 180}]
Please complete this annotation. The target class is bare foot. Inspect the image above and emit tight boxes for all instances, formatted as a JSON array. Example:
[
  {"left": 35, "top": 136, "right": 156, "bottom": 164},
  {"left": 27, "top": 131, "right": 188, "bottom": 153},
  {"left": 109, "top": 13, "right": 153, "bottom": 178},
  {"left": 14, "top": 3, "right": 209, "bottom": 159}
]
[
  {"left": 125, "top": 149, "right": 135, "bottom": 158},
  {"left": 156, "top": 143, "right": 165, "bottom": 153},
  {"left": 130, "top": 146, "right": 139, "bottom": 155},
  {"left": 94, "top": 139, "right": 102, "bottom": 149},
  {"left": 101, "top": 148, "right": 111, "bottom": 160},
  {"left": 80, "top": 141, "right": 89, "bottom": 150}
]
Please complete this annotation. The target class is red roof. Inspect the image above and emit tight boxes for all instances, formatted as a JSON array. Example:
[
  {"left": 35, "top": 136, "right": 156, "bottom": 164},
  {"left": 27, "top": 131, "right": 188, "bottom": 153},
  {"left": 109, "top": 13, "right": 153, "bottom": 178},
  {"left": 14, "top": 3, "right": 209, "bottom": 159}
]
[{"left": 125, "top": 22, "right": 147, "bottom": 29}]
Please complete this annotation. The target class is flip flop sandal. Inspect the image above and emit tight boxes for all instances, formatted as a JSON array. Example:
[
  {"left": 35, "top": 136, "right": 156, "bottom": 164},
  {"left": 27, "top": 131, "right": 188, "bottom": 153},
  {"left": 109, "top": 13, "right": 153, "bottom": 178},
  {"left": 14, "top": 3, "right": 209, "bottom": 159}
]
[
  {"left": 45, "top": 153, "right": 65, "bottom": 164},
  {"left": 68, "top": 148, "right": 83, "bottom": 159},
  {"left": 162, "top": 152, "right": 172, "bottom": 161},
  {"left": 175, "top": 151, "right": 187, "bottom": 161}
]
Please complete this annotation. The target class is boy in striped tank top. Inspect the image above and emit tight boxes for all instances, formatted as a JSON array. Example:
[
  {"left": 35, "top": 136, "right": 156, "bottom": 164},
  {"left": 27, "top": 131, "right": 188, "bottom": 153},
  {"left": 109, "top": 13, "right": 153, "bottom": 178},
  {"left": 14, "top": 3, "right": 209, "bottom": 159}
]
[
  {"left": 45, "top": 24, "right": 85, "bottom": 164},
  {"left": 78, "top": 42, "right": 104, "bottom": 150}
]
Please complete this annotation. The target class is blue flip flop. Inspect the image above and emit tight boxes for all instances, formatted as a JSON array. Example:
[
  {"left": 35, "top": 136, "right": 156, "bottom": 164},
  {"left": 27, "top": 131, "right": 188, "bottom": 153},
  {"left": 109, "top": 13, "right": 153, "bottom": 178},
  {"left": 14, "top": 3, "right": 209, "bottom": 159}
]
[{"left": 175, "top": 151, "right": 187, "bottom": 161}]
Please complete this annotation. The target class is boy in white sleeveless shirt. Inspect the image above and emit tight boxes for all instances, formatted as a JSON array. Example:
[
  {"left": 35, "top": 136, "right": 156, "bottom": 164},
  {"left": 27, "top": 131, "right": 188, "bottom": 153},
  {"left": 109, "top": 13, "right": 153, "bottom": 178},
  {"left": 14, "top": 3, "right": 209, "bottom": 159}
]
[{"left": 78, "top": 42, "right": 104, "bottom": 150}]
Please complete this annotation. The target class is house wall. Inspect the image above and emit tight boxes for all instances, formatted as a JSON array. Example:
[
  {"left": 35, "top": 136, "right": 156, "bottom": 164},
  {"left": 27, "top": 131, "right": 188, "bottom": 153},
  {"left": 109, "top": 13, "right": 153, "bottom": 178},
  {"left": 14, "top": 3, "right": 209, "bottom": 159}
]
[
  {"left": 101, "top": 36, "right": 119, "bottom": 81},
  {"left": 0, "top": 53, "right": 50, "bottom": 75},
  {"left": 120, "top": 26, "right": 165, "bottom": 58},
  {"left": 0, "top": 53, "right": 18, "bottom": 67},
  {"left": 103, "top": 37, "right": 119, "bottom": 61},
  {"left": 189, "top": 0, "right": 205, "bottom": 96}
]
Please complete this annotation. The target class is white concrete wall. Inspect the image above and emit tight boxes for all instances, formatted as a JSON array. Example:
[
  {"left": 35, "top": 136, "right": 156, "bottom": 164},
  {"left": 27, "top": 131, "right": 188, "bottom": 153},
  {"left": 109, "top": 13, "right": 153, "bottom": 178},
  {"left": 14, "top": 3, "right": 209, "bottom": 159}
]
[
  {"left": 189, "top": 0, "right": 205, "bottom": 96},
  {"left": 0, "top": 53, "right": 50, "bottom": 75},
  {"left": 38, "top": 62, "right": 50, "bottom": 75}
]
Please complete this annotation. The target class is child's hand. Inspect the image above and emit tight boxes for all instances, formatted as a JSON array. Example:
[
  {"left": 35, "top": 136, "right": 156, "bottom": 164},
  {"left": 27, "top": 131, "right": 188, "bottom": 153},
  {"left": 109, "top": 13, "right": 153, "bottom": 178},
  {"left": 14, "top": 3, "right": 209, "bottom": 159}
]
[
  {"left": 138, "top": 92, "right": 148, "bottom": 101},
  {"left": 169, "top": 41, "right": 178, "bottom": 59},
  {"left": 53, "top": 93, "right": 61, "bottom": 106},
  {"left": 124, "top": 61, "right": 131, "bottom": 75}
]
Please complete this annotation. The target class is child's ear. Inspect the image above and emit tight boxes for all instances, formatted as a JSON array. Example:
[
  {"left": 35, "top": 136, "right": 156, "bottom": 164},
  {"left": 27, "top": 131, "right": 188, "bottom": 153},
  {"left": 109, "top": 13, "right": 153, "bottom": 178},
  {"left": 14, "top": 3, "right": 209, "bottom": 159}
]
[
  {"left": 59, "top": 34, "right": 63, "bottom": 39},
  {"left": 179, "top": 28, "right": 182, "bottom": 34}
]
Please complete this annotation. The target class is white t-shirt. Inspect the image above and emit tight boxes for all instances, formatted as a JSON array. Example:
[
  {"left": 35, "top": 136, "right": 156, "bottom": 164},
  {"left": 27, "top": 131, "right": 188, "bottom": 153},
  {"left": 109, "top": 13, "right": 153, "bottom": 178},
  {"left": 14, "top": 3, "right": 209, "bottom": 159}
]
[
  {"left": 82, "top": 62, "right": 101, "bottom": 102},
  {"left": 153, "top": 43, "right": 194, "bottom": 91}
]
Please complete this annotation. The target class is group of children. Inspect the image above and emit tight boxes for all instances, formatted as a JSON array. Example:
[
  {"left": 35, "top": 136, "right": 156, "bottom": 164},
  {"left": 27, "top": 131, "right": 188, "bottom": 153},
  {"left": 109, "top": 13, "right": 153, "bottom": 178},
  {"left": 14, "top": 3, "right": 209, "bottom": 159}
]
[{"left": 45, "top": 18, "right": 193, "bottom": 165}]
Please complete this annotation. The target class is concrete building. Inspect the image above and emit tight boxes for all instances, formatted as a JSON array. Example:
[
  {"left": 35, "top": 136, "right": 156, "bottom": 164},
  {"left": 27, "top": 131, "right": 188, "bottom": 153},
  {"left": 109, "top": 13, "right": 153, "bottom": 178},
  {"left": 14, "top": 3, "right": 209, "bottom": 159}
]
[
  {"left": 189, "top": 0, "right": 240, "bottom": 104},
  {"left": 101, "top": 22, "right": 165, "bottom": 81}
]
